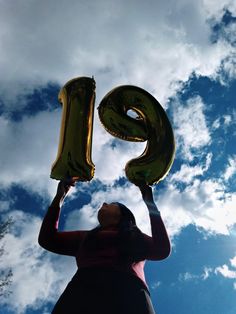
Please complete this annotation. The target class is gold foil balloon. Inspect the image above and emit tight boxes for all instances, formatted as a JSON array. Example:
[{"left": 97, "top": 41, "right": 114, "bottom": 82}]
[
  {"left": 51, "top": 77, "right": 96, "bottom": 181},
  {"left": 98, "top": 85, "right": 175, "bottom": 185}
]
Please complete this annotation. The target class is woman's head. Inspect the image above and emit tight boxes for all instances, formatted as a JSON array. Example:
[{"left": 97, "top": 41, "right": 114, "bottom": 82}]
[
  {"left": 89, "top": 202, "right": 146, "bottom": 262},
  {"left": 97, "top": 202, "right": 121, "bottom": 228},
  {"left": 113, "top": 202, "right": 136, "bottom": 228},
  {"left": 97, "top": 202, "right": 136, "bottom": 229}
]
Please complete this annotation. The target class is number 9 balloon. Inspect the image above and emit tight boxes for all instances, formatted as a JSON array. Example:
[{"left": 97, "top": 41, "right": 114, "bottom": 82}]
[
  {"left": 50, "top": 77, "right": 96, "bottom": 181},
  {"left": 98, "top": 85, "right": 175, "bottom": 185}
]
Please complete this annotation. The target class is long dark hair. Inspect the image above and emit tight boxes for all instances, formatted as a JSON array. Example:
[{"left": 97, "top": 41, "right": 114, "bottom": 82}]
[{"left": 83, "top": 202, "right": 147, "bottom": 262}]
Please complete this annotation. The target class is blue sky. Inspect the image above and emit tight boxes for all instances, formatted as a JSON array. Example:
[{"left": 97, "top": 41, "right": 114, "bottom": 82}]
[{"left": 0, "top": 1, "right": 236, "bottom": 313}]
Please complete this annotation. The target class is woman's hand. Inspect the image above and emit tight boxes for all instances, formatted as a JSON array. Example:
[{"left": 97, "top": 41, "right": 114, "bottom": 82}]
[
  {"left": 137, "top": 183, "right": 154, "bottom": 204},
  {"left": 137, "top": 183, "right": 160, "bottom": 215},
  {"left": 55, "top": 178, "right": 76, "bottom": 200}
]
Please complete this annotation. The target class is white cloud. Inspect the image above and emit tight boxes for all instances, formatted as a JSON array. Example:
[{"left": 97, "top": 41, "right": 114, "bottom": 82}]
[
  {"left": 221, "top": 55, "right": 236, "bottom": 81},
  {"left": 151, "top": 281, "right": 161, "bottom": 290},
  {"left": 173, "top": 96, "right": 211, "bottom": 160},
  {"left": 223, "top": 115, "right": 232, "bottom": 125},
  {"left": 157, "top": 178, "right": 236, "bottom": 236},
  {"left": 0, "top": 111, "right": 61, "bottom": 198},
  {"left": 212, "top": 117, "right": 221, "bottom": 129},
  {"left": 170, "top": 153, "right": 212, "bottom": 184},
  {"left": 212, "top": 113, "right": 235, "bottom": 132},
  {"left": 214, "top": 255, "right": 236, "bottom": 290},
  {"left": 178, "top": 267, "right": 213, "bottom": 282},
  {"left": 215, "top": 264, "right": 236, "bottom": 279},
  {"left": 224, "top": 155, "right": 236, "bottom": 181},
  {"left": 201, "top": 267, "right": 213, "bottom": 280},
  {"left": 0, "top": 200, "right": 10, "bottom": 213},
  {"left": 178, "top": 272, "right": 199, "bottom": 281},
  {"left": 203, "top": 0, "right": 236, "bottom": 20},
  {"left": 230, "top": 256, "right": 236, "bottom": 268},
  {"left": 0, "top": 0, "right": 234, "bottom": 109}
]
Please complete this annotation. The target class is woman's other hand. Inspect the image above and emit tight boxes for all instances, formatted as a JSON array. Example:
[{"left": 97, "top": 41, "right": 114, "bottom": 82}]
[
  {"left": 137, "top": 183, "right": 160, "bottom": 215},
  {"left": 137, "top": 183, "right": 154, "bottom": 205}
]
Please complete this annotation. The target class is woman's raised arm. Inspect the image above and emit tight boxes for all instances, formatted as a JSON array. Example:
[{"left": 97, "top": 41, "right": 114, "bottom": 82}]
[
  {"left": 138, "top": 184, "right": 171, "bottom": 260},
  {"left": 38, "top": 179, "right": 87, "bottom": 256}
]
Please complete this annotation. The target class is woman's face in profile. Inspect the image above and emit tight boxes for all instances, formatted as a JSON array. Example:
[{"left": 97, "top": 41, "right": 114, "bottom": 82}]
[{"left": 97, "top": 202, "right": 121, "bottom": 228}]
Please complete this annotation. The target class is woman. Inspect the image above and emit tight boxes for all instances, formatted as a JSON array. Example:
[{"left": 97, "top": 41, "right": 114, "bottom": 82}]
[{"left": 38, "top": 179, "right": 171, "bottom": 314}]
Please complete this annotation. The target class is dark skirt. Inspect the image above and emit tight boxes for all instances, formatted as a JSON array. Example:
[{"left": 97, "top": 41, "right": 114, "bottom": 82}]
[{"left": 51, "top": 267, "right": 156, "bottom": 314}]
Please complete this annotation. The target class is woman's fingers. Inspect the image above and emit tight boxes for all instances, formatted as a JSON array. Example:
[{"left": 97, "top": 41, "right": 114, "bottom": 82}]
[
  {"left": 138, "top": 184, "right": 152, "bottom": 194},
  {"left": 137, "top": 184, "right": 154, "bottom": 203},
  {"left": 56, "top": 178, "right": 76, "bottom": 198},
  {"left": 62, "top": 178, "right": 76, "bottom": 188}
]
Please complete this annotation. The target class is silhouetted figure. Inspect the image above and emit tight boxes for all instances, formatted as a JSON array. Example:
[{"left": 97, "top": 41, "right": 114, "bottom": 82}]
[{"left": 38, "top": 179, "right": 171, "bottom": 314}]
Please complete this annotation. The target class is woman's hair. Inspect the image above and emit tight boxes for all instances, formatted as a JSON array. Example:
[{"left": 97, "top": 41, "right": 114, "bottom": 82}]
[
  {"left": 112, "top": 202, "right": 136, "bottom": 228},
  {"left": 83, "top": 202, "right": 147, "bottom": 262}
]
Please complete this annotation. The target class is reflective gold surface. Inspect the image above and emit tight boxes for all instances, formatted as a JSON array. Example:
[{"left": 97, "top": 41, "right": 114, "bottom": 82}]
[
  {"left": 98, "top": 85, "right": 175, "bottom": 185},
  {"left": 51, "top": 77, "right": 96, "bottom": 181}
]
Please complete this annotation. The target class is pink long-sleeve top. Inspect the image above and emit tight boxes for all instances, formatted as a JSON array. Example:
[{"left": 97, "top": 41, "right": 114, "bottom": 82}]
[{"left": 38, "top": 205, "right": 171, "bottom": 288}]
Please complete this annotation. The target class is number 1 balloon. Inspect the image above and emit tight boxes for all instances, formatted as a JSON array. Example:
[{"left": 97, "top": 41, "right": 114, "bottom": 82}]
[{"left": 50, "top": 77, "right": 96, "bottom": 181}]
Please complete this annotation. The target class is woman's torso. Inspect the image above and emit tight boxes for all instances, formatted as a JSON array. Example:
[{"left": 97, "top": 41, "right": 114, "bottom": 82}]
[{"left": 75, "top": 228, "right": 148, "bottom": 288}]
